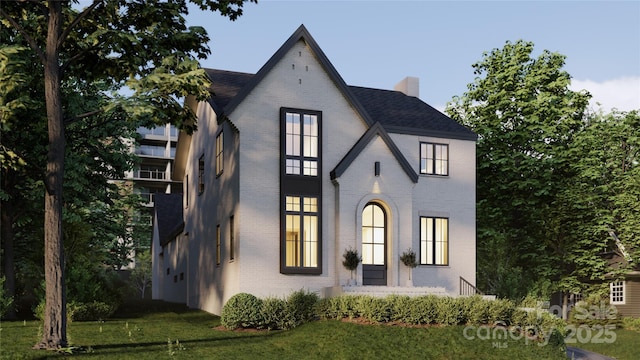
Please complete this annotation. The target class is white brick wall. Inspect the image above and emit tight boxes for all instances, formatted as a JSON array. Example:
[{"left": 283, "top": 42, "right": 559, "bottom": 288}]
[{"left": 159, "top": 39, "right": 477, "bottom": 314}]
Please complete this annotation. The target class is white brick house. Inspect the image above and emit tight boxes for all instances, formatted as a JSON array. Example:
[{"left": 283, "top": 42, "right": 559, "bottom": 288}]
[{"left": 152, "top": 25, "right": 477, "bottom": 315}]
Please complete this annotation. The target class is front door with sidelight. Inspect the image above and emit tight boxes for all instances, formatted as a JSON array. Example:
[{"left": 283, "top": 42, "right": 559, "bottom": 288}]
[{"left": 361, "top": 203, "right": 387, "bottom": 285}]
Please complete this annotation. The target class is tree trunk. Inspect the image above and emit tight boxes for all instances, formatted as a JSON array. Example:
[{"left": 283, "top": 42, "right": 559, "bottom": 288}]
[{"left": 34, "top": 1, "right": 67, "bottom": 350}]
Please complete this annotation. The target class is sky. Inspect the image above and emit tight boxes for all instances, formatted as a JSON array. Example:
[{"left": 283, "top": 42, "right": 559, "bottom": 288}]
[{"left": 185, "top": 0, "right": 640, "bottom": 113}]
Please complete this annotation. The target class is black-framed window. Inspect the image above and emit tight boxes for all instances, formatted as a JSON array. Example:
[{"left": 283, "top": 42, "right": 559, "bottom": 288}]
[
  {"left": 280, "top": 108, "right": 322, "bottom": 274},
  {"left": 420, "top": 217, "right": 448, "bottom": 265},
  {"left": 283, "top": 110, "right": 319, "bottom": 176},
  {"left": 198, "top": 155, "right": 205, "bottom": 194},
  {"left": 420, "top": 142, "right": 448, "bottom": 175},
  {"left": 216, "top": 131, "right": 223, "bottom": 176},
  {"left": 284, "top": 196, "right": 319, "bottom": 269}
]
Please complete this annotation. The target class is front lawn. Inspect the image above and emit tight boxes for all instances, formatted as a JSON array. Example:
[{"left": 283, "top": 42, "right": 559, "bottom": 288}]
[
  {"left": 569, "top": 328, "right": 639, "bottom": 360},
  {"left": 0, "top": 301, "right": 569, "bottom": 360}
]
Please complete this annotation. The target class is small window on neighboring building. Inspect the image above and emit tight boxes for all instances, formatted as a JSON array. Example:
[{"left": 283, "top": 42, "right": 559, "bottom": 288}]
[
  {"left": 216, "top": 131, "right": 224, "bottom": 176},
  {"left": 420, "top": 143, "right": 448, "bottom": 176},
  {"left": 610, "top": 281, "right": 625, "bottom": 305},
  {"left": 198, "top": 154, "right": 205, "bottom": 194},
  {"left": 420, "top": 217, "right": 449, "bottom": 265},
  {"left": 167, "top": 267, "right": 170, "bottom": 275},
  {"left": 180, "top": 273, "right": 184, "bottom": 281}
]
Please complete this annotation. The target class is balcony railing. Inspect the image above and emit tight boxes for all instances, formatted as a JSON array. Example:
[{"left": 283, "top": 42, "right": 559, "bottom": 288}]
[
  {"left": 135, "top": 145, "right": 168, "bottom": 157},
  {"left": 134, "top": 169, "right": 167, "bottom": 180}
]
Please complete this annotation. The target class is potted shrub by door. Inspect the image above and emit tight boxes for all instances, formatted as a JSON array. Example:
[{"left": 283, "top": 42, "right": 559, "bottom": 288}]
[
  {"left": 342, "top": 247, "right": 361, "bottom": 286},
  {"left": 400, "top": 248, "right": 418, "bottom": 286}
]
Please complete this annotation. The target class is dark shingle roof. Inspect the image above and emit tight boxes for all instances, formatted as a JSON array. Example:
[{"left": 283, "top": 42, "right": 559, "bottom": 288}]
[
  {"left": 347, "top": 86, "right": 477, "bottom": 140},
  {"left": 154, "top": 193, "right": 184, "bottom": 247},
  {"left": 205, "top": 69, "right": 254, "bottom": 114},
  {"left": 205, "top": 68, "right": 476, "bottom": 140},
  {"left": 201, "top": 25, "right": 475, "bottom": 141}
]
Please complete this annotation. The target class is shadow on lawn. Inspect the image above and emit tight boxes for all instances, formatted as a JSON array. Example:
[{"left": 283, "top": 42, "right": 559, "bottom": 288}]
[
  {"left": 74, "top": 332, "right": 278, "bottom": 357},
  {"left": 113, "top": 300, "right": 194, "bottom": 318}
]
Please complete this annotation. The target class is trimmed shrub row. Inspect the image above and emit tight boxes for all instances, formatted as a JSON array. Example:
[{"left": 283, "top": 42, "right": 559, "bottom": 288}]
[
  {"left": 221, "top": 290, "right": 319, "bottom": 331},
  {"left": 315, "top": 295, "right": 523, "bottom": 326},
  {"left": 221, "top": 291, "right": 566, "bottom": 341}
]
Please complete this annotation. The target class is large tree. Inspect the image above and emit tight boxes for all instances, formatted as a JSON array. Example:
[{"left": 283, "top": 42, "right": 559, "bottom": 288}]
[
  {"left": 447, "top": 40, "right": 591, "bottom": 299},
  {"left": 0, "top": 0, "right": 254, "bottom": 349},
  {"left": 552, "top": 110, "right": 640, "bottom": 292}
]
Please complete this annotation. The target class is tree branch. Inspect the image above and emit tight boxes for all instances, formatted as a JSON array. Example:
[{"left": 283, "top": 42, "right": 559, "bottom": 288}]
[
  {"left": 64, "top": 108, "right": 105, "bottom": 126},
  {"left": 0, "top": 7, "right": 46, "bottom": 64},
  {"left": 57, "top": 0, "right": 103, "bottom": 50}
]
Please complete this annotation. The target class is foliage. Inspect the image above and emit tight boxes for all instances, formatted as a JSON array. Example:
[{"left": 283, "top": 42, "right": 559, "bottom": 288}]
[
  {"left": 129, "top": 250, "right": 153, "bottom": 299},
  {"left": 622, "top": 317, "right": 640, "bottom": 332},
  {"left": 220, "top": 293, "right": 263, "bottom": 330},
  {"left": 285, "top": 289, "right": 319, "bottom": 327},
  {"left": 0, "top": 276, "right": 14, "bottom": 319},
  {"left": 341, "top": 247, "right": 361, "bottom": 271},
  {"left": 400, "top": 248, "right": 418, "bottom": 268},
  {"left": 258, "top": 297, "right": 289, "bottom": 330},
  {"left": 1, "top": 0, "right": 256, "bottom": 348},
  {"left": 447, "top": 40, "right": 592, "bottom": 298}
]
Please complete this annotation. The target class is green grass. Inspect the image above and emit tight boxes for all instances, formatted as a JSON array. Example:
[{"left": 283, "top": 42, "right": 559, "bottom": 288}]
[
  {"left": 0, "top": 301, "right": 568, "bottom": 359},
  {"left": 569, "top": 328, "right": 639, "bottom": 360}
]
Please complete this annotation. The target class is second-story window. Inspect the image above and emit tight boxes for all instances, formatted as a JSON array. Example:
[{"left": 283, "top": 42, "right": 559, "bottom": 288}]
[
  {"left": 284, "top": 109, "right": 319, "bottom": 176},
  {"left": 420, "top": 142, "right": 448, "bottom": 176}
]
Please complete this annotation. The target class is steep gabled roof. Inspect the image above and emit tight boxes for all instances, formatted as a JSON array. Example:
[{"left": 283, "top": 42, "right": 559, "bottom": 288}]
[
  {"left": 209, "top": 24, "right": 376, "bottom": 127},
  {"left": 202, "top": 24, "right": 477, "bottom": 140},
  {"left": 154, "top": 193, "right": 184, "bottom": 247},
  {"left": 348, "top": 86, "right": 477, "bottom": 141},
  {"left": 330, "top": 122, "right": 419, "bottom": 183}
]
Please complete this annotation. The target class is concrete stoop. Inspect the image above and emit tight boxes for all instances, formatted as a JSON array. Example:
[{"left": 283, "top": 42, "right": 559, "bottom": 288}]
[{"left": 321, "top": 285, "right": 449, "bottom": 298}]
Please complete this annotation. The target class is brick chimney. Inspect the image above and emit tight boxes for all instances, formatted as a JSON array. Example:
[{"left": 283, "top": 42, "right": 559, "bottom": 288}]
[{"left": 394, "top": 76, "right": 419, "bottom": 97}]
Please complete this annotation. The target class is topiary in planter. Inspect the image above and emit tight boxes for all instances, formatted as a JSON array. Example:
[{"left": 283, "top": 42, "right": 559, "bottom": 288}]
[
  {"left": 342, "top": 247, "right": 361, "bottom": 282},
  {"left": 400, "top": 248, "right": 418, "bottom": 280}
]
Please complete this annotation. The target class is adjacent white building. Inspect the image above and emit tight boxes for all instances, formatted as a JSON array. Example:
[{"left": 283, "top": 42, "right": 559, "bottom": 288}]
[{"left": 152, "top": 25, "right": 477, "bottom": 315}]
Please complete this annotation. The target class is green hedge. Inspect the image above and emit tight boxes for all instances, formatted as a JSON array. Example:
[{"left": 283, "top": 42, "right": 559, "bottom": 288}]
[
  {"left": 221, "top": 290, "right": 319, "bottom": 331},
  {"left": 222, "top": 291, "right": 565, "bottom": 344}
]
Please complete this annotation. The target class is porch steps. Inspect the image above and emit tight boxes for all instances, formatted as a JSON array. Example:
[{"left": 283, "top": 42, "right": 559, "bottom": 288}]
[{"left": 323, "top": 285, "right": 449, "bottom": 298}]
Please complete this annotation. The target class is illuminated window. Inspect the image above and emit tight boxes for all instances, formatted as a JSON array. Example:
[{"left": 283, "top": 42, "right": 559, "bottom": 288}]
[
  {"left": 280, "top": 108, "right": 322, "bottom": 274},
  {"left": 420, "top": 217, "right": 448, "bottom": 265},
  {"left": 284, "top": 110, "right": 319, "bottom": 176},
  {"left": 420, "top": 143, "right": 448, "bottom": 175},
  {"left": 284, "top": 196, "right": 319, "bottom": 270}
]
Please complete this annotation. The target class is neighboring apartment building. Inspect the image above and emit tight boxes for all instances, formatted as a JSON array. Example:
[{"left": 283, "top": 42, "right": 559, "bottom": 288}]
[
  {"left": 126, "top": 123, "right": 181, "bottom": 251},
  {"left": 152, "top": 25, "right": 478, "bottom": 315}
]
